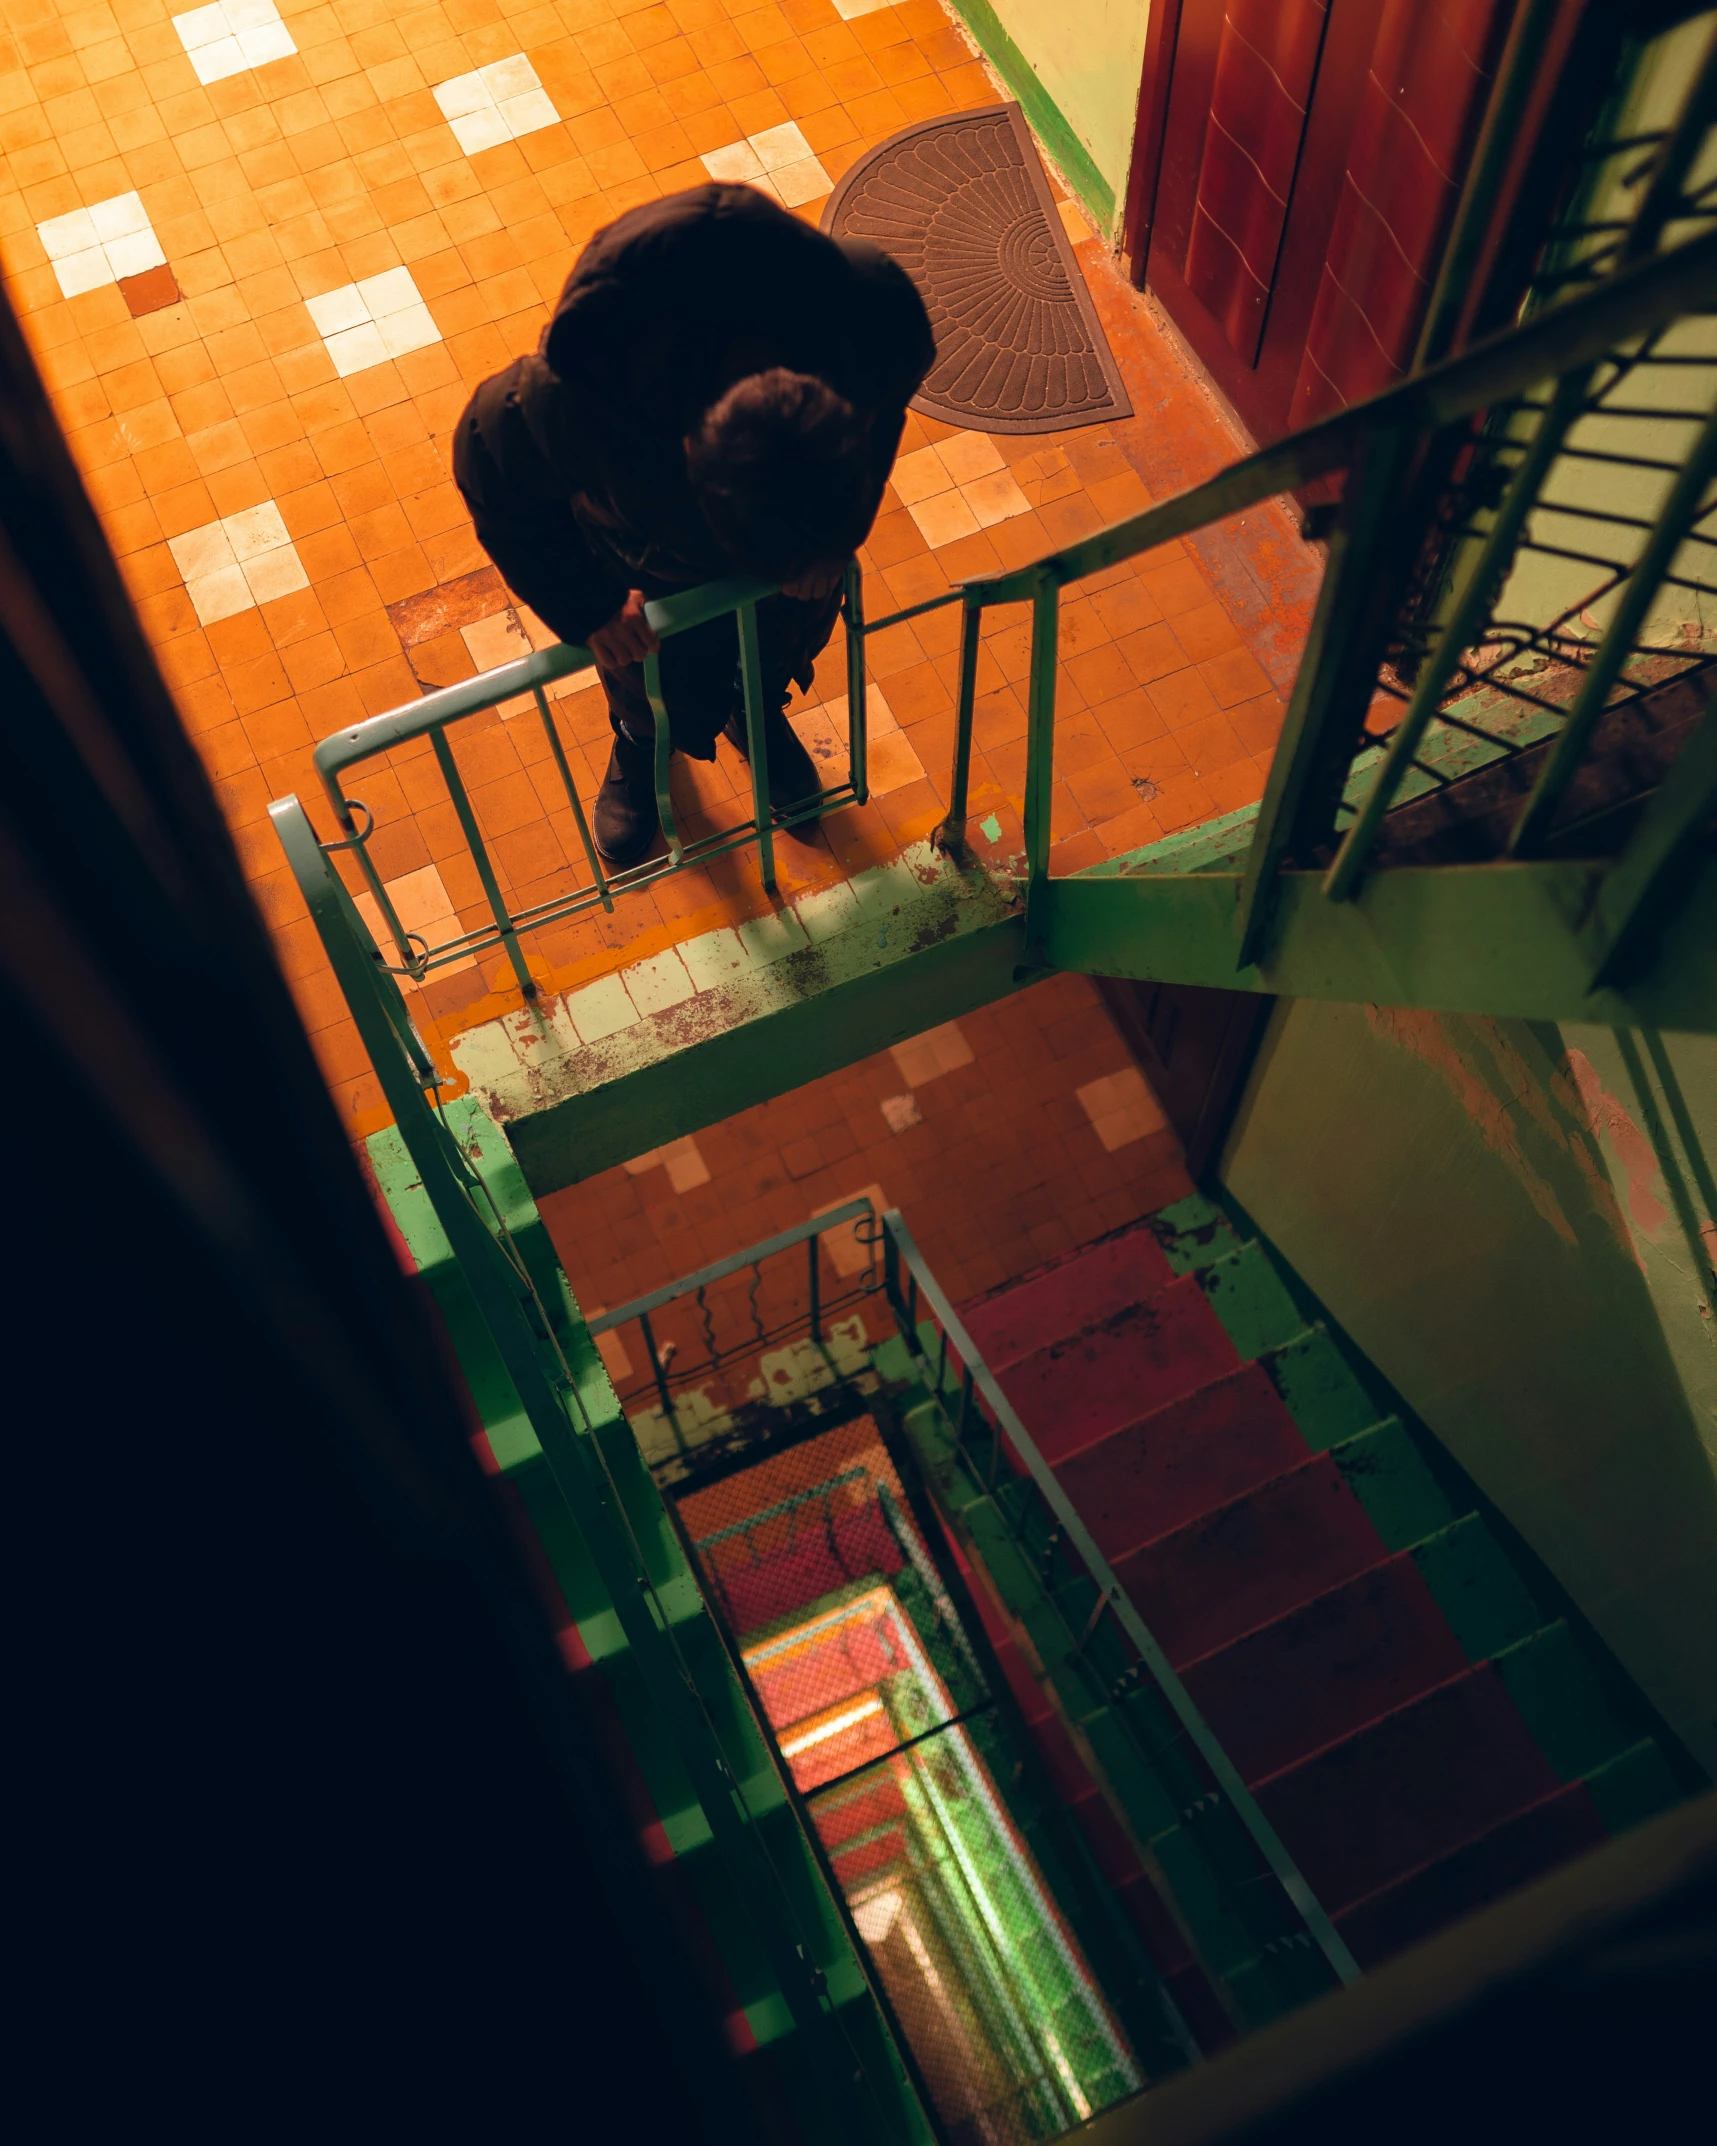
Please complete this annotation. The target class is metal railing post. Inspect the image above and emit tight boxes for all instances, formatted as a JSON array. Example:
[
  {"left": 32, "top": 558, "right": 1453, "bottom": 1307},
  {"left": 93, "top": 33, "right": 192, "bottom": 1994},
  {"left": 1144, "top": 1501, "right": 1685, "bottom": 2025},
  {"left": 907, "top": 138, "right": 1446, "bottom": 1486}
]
[
  {"left": 939, "top": 589, "right": 982, "bottom": 851},
  {"left": 534, "top": 684, "right": 615, "bottom": 912},
  {"left": 843, "top": 556, "right": 869, "bottom": 805},
  {"left": 1509, "top": 397, "right": 1717, "bottom": 855},
  {"left": 637, "top": 1309, "right": 688, "bottom": 1458},
  {"left": 429, "top": 728, "right": 536, "bottom": 998},
  {"left": 736, "top": 599, "right": 777, "bottom": 894},
  {"left": 1324, "top": 365, "right": 1596, "bottom": 900},
  {"left": 1021, "top": 571, "right": 1059, "bottom": 953},
  {"left": 641, "top": 649, "right": 683, "bottom": 869}
]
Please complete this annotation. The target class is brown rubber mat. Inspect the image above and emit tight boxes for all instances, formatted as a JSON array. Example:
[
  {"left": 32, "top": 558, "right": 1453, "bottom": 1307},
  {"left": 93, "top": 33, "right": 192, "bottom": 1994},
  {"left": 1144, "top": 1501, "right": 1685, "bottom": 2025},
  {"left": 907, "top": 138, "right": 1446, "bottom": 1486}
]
[{"left": 822, "top": 102, "right": 1131, "bottom": 434}]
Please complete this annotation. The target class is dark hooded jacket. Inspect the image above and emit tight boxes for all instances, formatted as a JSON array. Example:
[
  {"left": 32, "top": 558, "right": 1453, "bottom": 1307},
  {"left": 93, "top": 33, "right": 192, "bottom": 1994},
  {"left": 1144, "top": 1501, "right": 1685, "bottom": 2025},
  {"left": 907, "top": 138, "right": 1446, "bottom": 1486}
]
[{"left": 452, "top": 184, "right": 936, "bottom": 645}]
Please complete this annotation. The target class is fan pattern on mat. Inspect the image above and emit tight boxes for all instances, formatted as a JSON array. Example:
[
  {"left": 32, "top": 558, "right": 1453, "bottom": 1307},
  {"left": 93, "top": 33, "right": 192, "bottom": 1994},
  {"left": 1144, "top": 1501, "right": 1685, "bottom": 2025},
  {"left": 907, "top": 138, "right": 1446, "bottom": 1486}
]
[{"left": 835, "top": 113, "right": 1122, "bottom": 427}]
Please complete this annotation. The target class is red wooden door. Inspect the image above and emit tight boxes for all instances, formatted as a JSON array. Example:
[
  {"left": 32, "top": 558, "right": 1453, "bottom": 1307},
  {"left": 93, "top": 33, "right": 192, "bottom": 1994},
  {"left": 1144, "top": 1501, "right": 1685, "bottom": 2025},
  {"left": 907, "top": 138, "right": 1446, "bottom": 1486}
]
[{"left": 1140, "top": 0, "right": 1511, "bottom": 444}]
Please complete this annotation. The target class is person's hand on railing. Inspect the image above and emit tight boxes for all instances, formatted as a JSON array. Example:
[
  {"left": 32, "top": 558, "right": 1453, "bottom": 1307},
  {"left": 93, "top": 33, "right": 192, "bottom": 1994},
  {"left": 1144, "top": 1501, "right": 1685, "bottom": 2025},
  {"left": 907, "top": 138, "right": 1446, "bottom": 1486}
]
[
  {"left": 782, "top": 559, "right": 845, "bottom": 602},
  {"left": 588, "top": 588, "right": 660, "bottom": 667}
]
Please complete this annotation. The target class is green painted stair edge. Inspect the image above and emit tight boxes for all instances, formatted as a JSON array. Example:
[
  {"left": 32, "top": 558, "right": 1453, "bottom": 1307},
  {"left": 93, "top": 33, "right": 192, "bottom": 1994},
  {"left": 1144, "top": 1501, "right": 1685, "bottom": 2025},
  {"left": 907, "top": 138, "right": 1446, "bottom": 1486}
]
[
  {"left": 885, "top": 1370, "right": 1342, "bottom": 2034},
  {"left": 367, "top": 1102, "right": 934, "bottom": 2146},
  {"left": 1147, "top": 1193, "right": 1696, "bottom": 1841}
]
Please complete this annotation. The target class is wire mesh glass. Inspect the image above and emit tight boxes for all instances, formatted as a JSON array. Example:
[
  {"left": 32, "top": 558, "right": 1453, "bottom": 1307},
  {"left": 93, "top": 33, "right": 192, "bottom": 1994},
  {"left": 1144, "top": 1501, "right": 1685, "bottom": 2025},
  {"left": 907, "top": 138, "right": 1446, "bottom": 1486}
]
[{"left": 677, "top": 1417, "right": 1141, "bottom": 2144}]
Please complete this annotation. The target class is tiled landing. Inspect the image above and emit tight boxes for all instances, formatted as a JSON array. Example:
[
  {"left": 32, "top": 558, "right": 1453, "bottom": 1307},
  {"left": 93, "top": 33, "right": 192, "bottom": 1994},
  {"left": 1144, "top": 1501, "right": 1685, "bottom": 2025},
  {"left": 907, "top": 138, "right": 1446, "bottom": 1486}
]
[
  {"left": 539, "top": 969, "right": 1191, "bottom": 1393},
  {"left": 1, "top": 0, "right": 1320, "bottom": 1136}
]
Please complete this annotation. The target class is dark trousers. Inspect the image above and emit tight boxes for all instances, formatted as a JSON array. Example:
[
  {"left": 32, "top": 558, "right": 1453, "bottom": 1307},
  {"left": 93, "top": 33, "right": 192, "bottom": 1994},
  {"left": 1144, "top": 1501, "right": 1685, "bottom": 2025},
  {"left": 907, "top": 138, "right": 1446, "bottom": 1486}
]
[{"left": 600, "top": 579, "right": 845, "bottom": 760}]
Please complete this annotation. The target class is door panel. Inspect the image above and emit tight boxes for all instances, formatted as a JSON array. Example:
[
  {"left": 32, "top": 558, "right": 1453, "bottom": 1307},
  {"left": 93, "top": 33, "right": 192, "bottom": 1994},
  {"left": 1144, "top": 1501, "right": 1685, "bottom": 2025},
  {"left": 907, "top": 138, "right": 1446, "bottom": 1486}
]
[
  {"left": 1144, "top": 0, "right": 1392, "bottom": 442},
  {"left": 1182, "top": 0, "right": 1330, "bottom": 366}
]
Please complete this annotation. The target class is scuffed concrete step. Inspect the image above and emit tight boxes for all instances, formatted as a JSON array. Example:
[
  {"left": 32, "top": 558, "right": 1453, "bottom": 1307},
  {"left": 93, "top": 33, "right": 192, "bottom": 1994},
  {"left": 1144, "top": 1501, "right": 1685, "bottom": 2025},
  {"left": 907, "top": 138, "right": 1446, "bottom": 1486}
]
[
  {"left": 1052, "top": 1364, "right": 1309, "bottom": 1559},
  {"left": 1111, "top": 1451, "right": 1389, "bottom": 1666},
  {"left": 999, "top": 1275, "right": 1240, "bottom": 1463},
  {"left": 960, "top": 1221, "right": 1177, "bottom": 1370},
  {"left": 446, "top": 841, "right": 1027, "bottom": 1194}
]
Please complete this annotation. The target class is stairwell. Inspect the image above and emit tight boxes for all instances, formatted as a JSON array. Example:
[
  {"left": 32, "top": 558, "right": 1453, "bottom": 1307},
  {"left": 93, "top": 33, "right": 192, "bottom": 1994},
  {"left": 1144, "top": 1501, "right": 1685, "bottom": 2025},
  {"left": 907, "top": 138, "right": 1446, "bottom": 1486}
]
[{"left": 881, "top": 1195, "right": 1693, "bottom": 2044}]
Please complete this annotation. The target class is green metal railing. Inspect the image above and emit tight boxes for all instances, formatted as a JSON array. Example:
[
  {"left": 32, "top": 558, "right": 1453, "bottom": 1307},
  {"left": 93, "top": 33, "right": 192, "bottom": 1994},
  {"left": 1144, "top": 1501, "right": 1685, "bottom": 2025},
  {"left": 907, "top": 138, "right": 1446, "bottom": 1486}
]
[
  {"left": 302, "top": 556, "right": 962, "bottom": 1002},
  {"left": 932, "top": 35, "right": 1717, "bottom": 995},
  {"left": 269, "top": 791, "right": 933, "bottom": 2146},
  {"left": 936, "top": 219, "right": 1717, "bottom": 963},
  {"left": 876, "top": 1208, "right": 1361, "bottom": 2022}
]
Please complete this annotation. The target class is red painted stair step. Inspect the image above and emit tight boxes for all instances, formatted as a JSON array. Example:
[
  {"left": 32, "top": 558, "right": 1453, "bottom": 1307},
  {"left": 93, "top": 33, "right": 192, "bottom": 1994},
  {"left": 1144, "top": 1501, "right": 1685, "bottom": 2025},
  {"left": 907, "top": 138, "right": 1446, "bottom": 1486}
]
[
  {"left": 1051, "top": 1364, "right": 1309, "bottom": 1562},
  {"left": 1176, "top": 1553, "right": 1472, "bottom": 1785},
  {"left": 999, "top": 1275, "right": 1241, "bottom": 1465},
  {"left": 960, "top": 1224, "right": 1177, "bottom": 1371},
  {"left": 1254, "top": 1664, "right": 1565, "bottom": 1912},
  {"left": 1334, "top": 1783, "right": 1608, "bottom": 1968},
  {"left": 1110, "top": 1453, "right": 1388, "bottom": 1667}
]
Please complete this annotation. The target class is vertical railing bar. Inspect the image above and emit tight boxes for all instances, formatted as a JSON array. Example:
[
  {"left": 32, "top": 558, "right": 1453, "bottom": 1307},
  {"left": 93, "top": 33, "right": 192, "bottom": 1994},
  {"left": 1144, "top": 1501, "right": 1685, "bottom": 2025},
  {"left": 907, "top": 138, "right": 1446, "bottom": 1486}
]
[
  {"left": 429, "top": 726, "right": 536, "bottom": 999},
  {"left": 534, "top": 683, "right": 615, "bottom": 915},
  {"left": 1324, "top": 364, "right": 1596, "bottom": 899},
  {"left": 942, "top": 590, "right": 982, "bottom": 847},
  {"left": 637, "top": 1310, "right": 688, "bottom": 1458},
  {"left": 331, "top": 798, "right": 423, "bottom": 976},
  {"left": 1509, "top": 397, "right": 1717, "bottom": 855},
  {"left": 642, "top": 649, "right": 683, "bottom": 868},
  {"left": 1021, "top": 570, "right": 1059, "bottom": 958},
  {"left": 808, "top": 1231, "right": 821, "bottom": 1344},
  {"left": 737, "top": 599, "right": 777, "bottom": 894},
  {"left": 844, "top": 557, "right": 869, "bottom": 806}
]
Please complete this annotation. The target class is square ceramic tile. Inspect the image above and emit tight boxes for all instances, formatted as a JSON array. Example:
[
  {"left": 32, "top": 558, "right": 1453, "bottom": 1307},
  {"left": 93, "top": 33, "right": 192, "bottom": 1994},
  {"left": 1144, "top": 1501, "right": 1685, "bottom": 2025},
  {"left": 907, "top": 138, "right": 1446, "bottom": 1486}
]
[
  {"left": 1076, "top": 1066, "right": 1168, "bottom": 1151},
  {"left": 460, "top": 609, "right": 533, "bottom": 672},
  {"left": 36, "top": 192, "right": 166, "bottom": 300},
  {"left": 659, "top": 1134, "right": 710, "bottom": 1192},
  {"left": 588, "top": 1318, "right": 634, "bottom": 1384},
  {"left": 701, "top": 122, "right": 830, "bottom": 206},
  {"left": 937, "top": 433, "right": 1006, "bottom": 486},
  {"left": 167, "top": 502, "right": 308, "bottom": 626},
  {"left": 354, "top": 863, "right": 475, "bottom": 982},
  {"left": 306, "top": 266, "right": 441, "bottom": 378},
  {"left": 879, "top": 1093, "right": 922, "bottom": 1131},
  {"left": 831, "top": 0, "right": 895, "bottom": 15},
  {"left": 891, "top": 433, "right": 1031, "bottom": 547},
  {"left": 563, "top": 971, "right": 636, "bottom": 1044},
  {"left": 964, "top": 467, "right": 1032, "bottom": 528},
  {"left": 624, "top": 947, "right": 696, "bottom": 1017},
  {"left": 173, "top": 0, "right": 295, "bottom": 85},
  {"left": 909, "top": 489, "right": 981, "bottom": 549},
  {"left": 434, "top": 55, "right": 560, "bottom": 157},
  {"left": 891, "top": 1021, "right": 974, "bottom": 1088},
  {"left": 701, "top": 139, "right": 765, "bottom": 183}
]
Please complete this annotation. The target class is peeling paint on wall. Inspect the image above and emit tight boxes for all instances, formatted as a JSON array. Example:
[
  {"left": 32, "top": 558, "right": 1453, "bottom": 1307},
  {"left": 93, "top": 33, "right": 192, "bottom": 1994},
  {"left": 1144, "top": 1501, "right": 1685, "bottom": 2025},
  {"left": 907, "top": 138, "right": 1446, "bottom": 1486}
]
[
  {"left": 1564, "top": 1048, "right": 1669, "bottom": 1239},
  {"left": 1364, "top": 1006, "right": 1585, "bottom": 1248}
]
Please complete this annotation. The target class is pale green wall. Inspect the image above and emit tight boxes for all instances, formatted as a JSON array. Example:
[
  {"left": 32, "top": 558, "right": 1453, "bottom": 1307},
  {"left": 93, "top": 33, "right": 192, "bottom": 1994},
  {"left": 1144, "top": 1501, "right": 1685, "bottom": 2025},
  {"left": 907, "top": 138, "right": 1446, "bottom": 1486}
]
[
  {"left": 990, "top": 0, "right": 1150, "bottom": 209},
  {"left": 1220, "top": 1000, "right": 1717, "bottom": 1777},
  {"left": 950, "top": 0, "right": 1151, "bottom": 228}
]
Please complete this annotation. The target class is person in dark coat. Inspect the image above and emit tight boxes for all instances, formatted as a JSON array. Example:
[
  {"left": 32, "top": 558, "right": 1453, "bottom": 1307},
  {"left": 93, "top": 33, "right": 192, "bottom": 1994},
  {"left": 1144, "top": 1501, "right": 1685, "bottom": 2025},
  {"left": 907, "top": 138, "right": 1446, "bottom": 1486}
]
[{"left": 453, "top": 183, "right": 935, "bottom": 867}]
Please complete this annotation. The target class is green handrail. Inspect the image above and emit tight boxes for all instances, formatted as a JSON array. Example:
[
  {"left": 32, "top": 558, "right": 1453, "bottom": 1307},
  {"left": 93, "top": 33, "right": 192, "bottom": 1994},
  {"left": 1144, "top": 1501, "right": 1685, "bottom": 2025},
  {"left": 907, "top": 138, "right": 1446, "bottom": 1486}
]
[
  {"left": 270, "top": 791, "right": 930, "bottom": 2146},
  {"left": 876, "top": 1207, "right": 1363, "bottom": 1995},
  {"left": 936, "top": 221, "right": 1717, "bottom": 967},
  {"left": 304, "top": 570, "right": 870, "bottom": 1000}
]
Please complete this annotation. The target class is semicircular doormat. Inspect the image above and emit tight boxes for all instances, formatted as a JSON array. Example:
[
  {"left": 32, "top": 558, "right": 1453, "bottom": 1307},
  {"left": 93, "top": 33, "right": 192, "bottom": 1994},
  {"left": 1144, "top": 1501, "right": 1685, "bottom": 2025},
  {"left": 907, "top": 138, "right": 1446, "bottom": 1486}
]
[{"left": 822, "top": 102, "right": 1131, "bottom": 434}]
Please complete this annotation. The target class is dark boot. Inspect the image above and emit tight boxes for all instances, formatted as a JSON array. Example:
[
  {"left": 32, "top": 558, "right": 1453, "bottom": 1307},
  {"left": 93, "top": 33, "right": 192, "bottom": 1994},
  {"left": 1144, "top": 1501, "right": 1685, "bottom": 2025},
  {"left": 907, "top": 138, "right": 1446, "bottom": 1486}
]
[
  {"left": 593, "top": 724, "right": 659, "bottom": 868},
  {"left": 722, "top": 701, "right": 823, "bottom": 829}
]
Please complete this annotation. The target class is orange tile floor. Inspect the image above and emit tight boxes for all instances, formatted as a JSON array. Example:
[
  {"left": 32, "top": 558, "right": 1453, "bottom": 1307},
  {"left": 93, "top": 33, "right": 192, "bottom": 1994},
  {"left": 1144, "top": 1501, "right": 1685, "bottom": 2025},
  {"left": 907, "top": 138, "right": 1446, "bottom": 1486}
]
[
  {"left": 537, "top": 968, "right": 1193, "bottom": 1403},
  {"left": 1, "top": 0, "right": 1319, "bottom": 1132}
]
